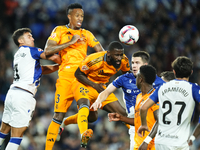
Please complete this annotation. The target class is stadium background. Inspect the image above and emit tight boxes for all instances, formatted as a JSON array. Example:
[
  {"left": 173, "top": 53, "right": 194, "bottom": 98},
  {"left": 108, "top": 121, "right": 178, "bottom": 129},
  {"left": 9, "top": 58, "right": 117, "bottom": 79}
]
[{"left": 0, "top": 0, "right": 200, "bottom": 149}]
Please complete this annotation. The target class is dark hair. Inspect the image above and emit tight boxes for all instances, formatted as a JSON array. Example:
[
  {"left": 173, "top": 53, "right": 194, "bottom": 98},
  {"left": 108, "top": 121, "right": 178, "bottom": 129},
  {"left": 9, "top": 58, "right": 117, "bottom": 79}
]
[
  {"left": 67, "top": 3, "right": 82, "bottom": 14},
  {"left": 160, "top": 71, "right": 175, "bottom": 82},
  {"left": 108, "top": 41, "right": 124, "bottom": 51},
  {"left": 171, "top": 56, "right": 193, "bottom": 78},
  {"left": 140, "top": 65, "right": 156, "bottom": 85},
  {"left": 132, "top": 51, "right": 150, "bottom": 63},
  {"left": 12, "top": 28, "right": 31, "bottom": 46}
]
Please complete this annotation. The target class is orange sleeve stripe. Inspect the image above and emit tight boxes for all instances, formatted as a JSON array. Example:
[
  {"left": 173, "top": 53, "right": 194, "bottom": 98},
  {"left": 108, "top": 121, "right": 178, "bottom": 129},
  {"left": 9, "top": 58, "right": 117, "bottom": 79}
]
[{"left": 87, "top": 56, "right": 104, "bottom": 67}]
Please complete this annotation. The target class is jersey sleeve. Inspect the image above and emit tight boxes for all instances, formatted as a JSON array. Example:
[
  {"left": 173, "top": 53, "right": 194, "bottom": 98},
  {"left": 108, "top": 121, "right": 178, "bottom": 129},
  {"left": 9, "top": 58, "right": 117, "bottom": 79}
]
[
  {"left": 79, "top": 55, "right": 102, "bottom": 75},
  {"left": 150, "top": 103, "right": 159, "bottom": 112},
  {"left": 120, "top": 54, "right": 130, "bottom": 72},
  {"left": 149, "top": 87, "right": 160, "bottom": 103},
  {"left": 86, "top": 30, "right": 100, "bottom": 48},
  {"left": 48, "top": 26, "right": 62, "bottom": 43},
  {"left": 112, "top": 75, "right": 123, "bottom": 88},
  {"left": 30, "top": 47, "right": 44, "bottom": 59},
  {"left": 192, "top": 83, "right": 200, "bottom": 103}
]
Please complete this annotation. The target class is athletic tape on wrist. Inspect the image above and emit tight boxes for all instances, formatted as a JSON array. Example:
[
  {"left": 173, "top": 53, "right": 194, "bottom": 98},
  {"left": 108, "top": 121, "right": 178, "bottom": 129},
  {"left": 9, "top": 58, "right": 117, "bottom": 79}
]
[
  {"left": 144, "top": 136, "right": 152, "bottom": 144},
  {"left": 189, "top": 135, "right": 196, "bottom": 142}
]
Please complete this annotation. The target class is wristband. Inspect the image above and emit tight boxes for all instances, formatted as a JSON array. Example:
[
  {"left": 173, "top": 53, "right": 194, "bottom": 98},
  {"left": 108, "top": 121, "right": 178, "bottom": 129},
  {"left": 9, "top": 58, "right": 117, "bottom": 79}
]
[
  {"left": 144, "top": 135, "right": 152, "bottom": 144},
  {"left": 189, "top": 135, "right": 196, "bottom": 142}
]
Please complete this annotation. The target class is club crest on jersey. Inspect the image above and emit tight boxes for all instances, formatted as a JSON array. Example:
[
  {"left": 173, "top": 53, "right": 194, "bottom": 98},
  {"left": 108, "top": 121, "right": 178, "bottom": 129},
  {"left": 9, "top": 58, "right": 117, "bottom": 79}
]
[
  {"left": 50, "top": 33, "right": 56, "bottom": 38},
  {"left": 38, "top": 48, "right": 43, "bottom": 52},
  {"left": 81, "top": 65, "right": 89, "bottom": 71}
]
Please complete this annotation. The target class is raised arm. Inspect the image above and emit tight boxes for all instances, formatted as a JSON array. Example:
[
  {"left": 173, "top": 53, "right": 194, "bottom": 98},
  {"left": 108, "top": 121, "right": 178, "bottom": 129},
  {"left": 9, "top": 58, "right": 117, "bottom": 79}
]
[
  {"left": 40, "top": 52, "right": 61, "bottom": 64},
  {"left": 75, "top": 67, "right": 105, "bottom": 93},
  {"left": 44, "top": 35, "right": 80, "bottom": 56},
  {"left": 93, "top": 43, "right": 105, "bottom": 52},
  {"left": 90, "top": 83, "right": 117, "bottom": 110},
  {"left": 108, "top": 113, "right": 134, "bottom": 126}
]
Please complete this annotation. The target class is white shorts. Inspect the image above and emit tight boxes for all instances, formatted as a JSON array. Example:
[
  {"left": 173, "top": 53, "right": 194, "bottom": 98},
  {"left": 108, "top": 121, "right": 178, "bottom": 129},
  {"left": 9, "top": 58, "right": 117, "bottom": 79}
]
[
  {"left": 155, "top": 143, "right": 189, "bottom": 150},
  {"left": 129, "top": 125, "right": 135, "bottom": 150},
  {"left": 2, "top": 87, "right": 36, "bottom": 128}
]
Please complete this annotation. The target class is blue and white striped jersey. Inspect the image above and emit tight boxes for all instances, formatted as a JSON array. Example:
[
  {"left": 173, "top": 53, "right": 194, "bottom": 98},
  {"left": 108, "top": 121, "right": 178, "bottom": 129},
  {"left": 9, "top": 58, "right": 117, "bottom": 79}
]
[{"left": 11, "top": 46, "right": 43, "bottom": 96}]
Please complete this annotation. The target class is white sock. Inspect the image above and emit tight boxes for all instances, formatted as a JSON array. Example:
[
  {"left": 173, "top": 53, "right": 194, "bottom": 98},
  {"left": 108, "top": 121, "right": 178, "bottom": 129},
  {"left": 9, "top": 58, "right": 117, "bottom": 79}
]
[
  {"left": 60, "top": 117, "right": 68, "bottom": 128},
  {"left": 5, "top": 137, "right": 22, "bottom": 150},
  {"left": 0, "top": 132, "right": 8, "bottom": 147}
]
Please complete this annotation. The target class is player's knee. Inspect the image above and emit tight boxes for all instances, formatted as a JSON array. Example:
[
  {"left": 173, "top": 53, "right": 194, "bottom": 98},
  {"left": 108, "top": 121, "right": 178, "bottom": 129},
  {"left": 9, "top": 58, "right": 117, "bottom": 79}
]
[
  {"left": 53, "top": 112, "right": 65, "bottom": 121},
  {"left": 88, "top": 111, "right": 98, "bottom": 123},
  {"left": 77, "top": 98, "right": 90, "bottom": 107}
]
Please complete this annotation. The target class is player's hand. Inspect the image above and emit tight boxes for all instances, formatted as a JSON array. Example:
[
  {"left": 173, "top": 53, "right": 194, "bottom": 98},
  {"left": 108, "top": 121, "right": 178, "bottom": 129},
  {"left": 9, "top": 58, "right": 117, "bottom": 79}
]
[
  {"left": 93, "top": 83, "right": 105, "bottom": 93},
  {"left": 108, "top": 113, "right": 121, "bottom": 122},
  {"left": 187, "top": 139, "right": 193, "bottom": 146},
  {"left": 70, "top": 34, "right": 80, "bottom": 44},
  {"left": 137, "top": 125, "right": 149, "bottom": 137},
  {"left": 90, "top": 101, "right": 102, "bottom": 111},
  {"left": 138, "top": 142, "right": 148, "bottom": 150}
]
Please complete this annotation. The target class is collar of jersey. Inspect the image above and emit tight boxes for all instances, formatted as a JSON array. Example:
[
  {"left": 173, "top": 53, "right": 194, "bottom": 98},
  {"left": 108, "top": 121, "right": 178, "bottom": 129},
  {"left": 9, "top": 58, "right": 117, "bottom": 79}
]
[
  {"left": 104, "top": 53, "right": 107, "bottom": 62},
  {"left": 19, "top": 45, "right": 32, "bottom": 48},
  {"left": 66, "top": 24, "right": 81, "bottom": 30}
]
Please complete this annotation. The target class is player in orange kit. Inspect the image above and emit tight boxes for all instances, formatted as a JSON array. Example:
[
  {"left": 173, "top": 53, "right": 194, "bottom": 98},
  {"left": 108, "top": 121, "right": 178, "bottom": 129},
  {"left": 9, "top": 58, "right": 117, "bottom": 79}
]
[
  {"left": 44, "top": 3, "right": 104, "bottom": 150},
  {"left": 108, "top": 65, "right": 159, "bottom": 150},
  {"left": 69, "top": 41, "right": 130, "bottom": 148}
]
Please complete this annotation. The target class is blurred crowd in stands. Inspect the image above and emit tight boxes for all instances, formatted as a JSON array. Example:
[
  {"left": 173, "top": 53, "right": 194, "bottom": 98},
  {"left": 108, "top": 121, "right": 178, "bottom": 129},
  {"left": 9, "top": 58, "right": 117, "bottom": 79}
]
[{"left": 0, "top": 0, "right": 200, "bottom": 149}]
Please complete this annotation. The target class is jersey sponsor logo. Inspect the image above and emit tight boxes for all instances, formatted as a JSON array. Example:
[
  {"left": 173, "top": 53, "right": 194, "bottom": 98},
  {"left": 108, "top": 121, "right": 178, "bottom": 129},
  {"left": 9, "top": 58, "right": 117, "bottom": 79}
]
[
  {"left": 50, "top": 33, "right": 56, "bottom": 38},
  {"left": 157, "top": 130, "right": 178, "bottom": 139},
  {"left": 38, "top": 48, "right": 43, "bottom": 52},
  {"left": 127, "top": 89, "right": 131, "bottom": 93}
]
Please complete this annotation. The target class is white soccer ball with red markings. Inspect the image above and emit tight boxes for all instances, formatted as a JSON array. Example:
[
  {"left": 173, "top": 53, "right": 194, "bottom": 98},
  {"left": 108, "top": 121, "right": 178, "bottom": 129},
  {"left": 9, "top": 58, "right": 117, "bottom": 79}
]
[{"left": 119, "top": 25, "right": 139, "bottom": 45}]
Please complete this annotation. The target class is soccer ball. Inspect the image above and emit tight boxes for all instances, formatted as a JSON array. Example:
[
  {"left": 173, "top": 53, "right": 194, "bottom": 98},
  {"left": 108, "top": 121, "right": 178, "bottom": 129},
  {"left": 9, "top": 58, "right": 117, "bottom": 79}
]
[{"left": 119, "top": 25, "right": 139, "bottom": 45}]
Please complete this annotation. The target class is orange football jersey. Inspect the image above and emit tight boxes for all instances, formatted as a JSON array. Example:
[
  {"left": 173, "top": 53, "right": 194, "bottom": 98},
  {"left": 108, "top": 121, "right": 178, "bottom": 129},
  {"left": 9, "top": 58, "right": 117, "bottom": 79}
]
[
  {"left": 79, "top": 51, "right": 130, "bottom": 84},
  {"left": 134, "top": 89, "right": 159, "bottom": 149},
  {"left": 48, "top": 25, "right": 100, "bottom": 75}
]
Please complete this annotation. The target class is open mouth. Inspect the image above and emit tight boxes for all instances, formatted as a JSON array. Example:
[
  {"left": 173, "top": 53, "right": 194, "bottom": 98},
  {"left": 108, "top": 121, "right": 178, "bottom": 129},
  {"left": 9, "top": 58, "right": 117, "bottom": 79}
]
[{"left": 77, "top": 22, "right": 82, "bottom": 26}]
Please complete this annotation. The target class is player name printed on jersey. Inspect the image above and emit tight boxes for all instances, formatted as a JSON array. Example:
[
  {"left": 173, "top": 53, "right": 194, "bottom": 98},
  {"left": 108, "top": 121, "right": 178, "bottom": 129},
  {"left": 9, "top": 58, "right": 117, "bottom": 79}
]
[
  {"left": 154, "top": 80, "right": 197, "bottom": 146},
  {"left": 161, "top": 86, "right": 189, "bottom": 97}
]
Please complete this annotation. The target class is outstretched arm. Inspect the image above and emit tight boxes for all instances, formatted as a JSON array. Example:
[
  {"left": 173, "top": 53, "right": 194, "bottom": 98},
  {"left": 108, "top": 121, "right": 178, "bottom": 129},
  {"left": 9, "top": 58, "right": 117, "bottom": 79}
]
[
  {"left": 93, "top": 43, "right": 104, "bottom": 52},
  {"left": 90, "top": 83, "right": 117, "bottom": 110},
  {"left": 41, "top": 64, "right": 59, "bottom": 74},
  {"left": 40, "top": 52, "right": 61, "bottom": 64},
  {"left": 108, "top": 113, "right": 134, "bottom": 126},
  {"left": 44, "top": 35, "right": 80, "bottom": 56}
]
